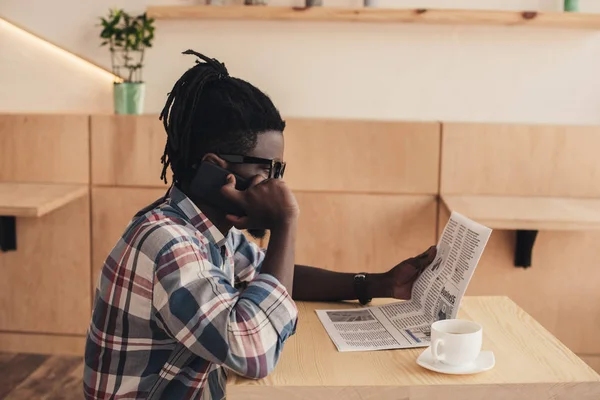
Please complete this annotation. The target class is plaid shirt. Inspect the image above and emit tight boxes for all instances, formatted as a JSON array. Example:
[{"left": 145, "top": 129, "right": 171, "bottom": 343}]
[{"left": 84, "top": 186, "right": 298, "bottom": 400}]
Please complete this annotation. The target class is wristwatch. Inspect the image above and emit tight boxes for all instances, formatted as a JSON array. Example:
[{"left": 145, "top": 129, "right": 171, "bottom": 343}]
[{"left": 354, "top": 273, "right": 372, "bottom": 306}]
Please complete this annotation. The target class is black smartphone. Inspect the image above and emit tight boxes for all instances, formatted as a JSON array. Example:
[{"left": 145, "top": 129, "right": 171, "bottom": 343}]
[{"left": 188, "top": 162, "right": 250, "bottom": 216}]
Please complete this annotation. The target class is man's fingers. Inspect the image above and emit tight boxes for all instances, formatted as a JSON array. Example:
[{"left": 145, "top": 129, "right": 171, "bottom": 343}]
[
  {"left": 223, "top": 173, "right": 236, "bottom": 188},
  {"left": 413, "top": 245, "right": 437, "bottom": 270}
]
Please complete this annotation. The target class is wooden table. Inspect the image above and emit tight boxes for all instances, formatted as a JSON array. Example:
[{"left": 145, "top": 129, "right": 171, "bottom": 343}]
[
  {"left": 0, "top": 182, "right": 88, "bottom": 252},
  {"left": 228, "top": 297, "right": 600, "bottom": 400},
  {"left": 0, "top": 182, "right": 88, "bottom": 217}
]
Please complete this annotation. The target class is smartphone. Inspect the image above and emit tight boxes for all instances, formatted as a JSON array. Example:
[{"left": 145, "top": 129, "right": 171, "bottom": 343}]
[{"left": 188, "top": 162, "right": 250, "bottom": 216}]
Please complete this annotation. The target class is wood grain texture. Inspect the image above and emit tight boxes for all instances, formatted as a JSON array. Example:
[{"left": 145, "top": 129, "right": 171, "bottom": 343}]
[
  {"left": 147, "top": 6, "right": 600, "bottom": 30},
  {"left": 0, "top": 114, "right": 89, "bottom": 184},
  {"left": 0, "top": 333, "right": 85, "bottom": 356},
  {"left": 441, "top": 123, "right": 600, "bottom": 197},
  {"left": 229, "top": 384, "right": 600, "bottom": 400},
  {"left": 45, "top": 361, "right": 85, "bottom": 400},
  {"left": 581, "top": 355, "right": 600, "bottom": 374},
  {"left": 439, "top": 205, "right": 600, "bottom": 355},
  {"left": 228, "top": 297, "right": 600, "bottom": 400},
  {"left": 0, "top": 354, "right": 48, "bottom": 399},
  {"left": 4, "top": 356, "right": 82, "bottom": 400},
  {"left": 0, "top": 183, "right": 87, "bottom": 217},
  {"left": 442, "top": 195, "right": 600, "bottom": 231},
  {"left": 294, "top": 193, "right": 437, "bottom": 273},
  {"left": 91, "top": 116, "right": 440, "bottom": 193},
  {"left": 284, "top": 119, "right": 440, "bottom": 194},
  {"left": 0, "top": 195, "right": 91, "bottom": 334},
  {"left": 91, "top": 115, "right": 168, "bottom": 187},
  {"left": 0, "top": 353, "right": 16, "bottom": 363}
]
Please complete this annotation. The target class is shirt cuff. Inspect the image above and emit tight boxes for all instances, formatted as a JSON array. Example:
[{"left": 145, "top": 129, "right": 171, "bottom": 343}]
[{"left": 240, "top": 274, "right": 298, "bottom": 342}]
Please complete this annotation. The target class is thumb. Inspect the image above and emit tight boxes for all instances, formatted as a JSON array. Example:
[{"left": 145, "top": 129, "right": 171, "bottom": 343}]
[{"left": 414, "top": 245, "right": 438, "bottom": 271}]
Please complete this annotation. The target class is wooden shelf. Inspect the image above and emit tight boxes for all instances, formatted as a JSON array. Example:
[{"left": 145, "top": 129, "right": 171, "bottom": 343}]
[
  {"left": 442, "top": 195, "right": 600, "bottom": 231},
  {"left": 0, "top": 183, "right": 87, "bottom": 218},
  {"left": 147, "top": 5, "right": 600, "bottom": 29}
]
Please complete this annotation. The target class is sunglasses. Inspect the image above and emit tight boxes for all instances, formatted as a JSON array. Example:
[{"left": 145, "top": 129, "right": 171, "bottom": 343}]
[{"left": 218, "top": 154, "right": 286, "bottom": 179}]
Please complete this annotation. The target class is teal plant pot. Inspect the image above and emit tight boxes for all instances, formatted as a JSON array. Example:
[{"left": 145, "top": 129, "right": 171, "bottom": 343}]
[
  {"left": 564, "top": 0, "right": 579, "bottom": 12},
  {"left": 113, "top": 82, "right": 145, "bottom": 115}
]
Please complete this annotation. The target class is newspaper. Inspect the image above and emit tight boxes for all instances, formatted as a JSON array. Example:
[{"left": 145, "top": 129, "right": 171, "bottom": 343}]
[{"left": 316, "top": 211, "right": 492, "bottom": 352}]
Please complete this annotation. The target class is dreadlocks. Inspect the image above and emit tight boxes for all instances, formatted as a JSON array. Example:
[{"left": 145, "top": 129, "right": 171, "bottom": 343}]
[{"left": 159, "top": 50, "right": 286, "bottom": 184}]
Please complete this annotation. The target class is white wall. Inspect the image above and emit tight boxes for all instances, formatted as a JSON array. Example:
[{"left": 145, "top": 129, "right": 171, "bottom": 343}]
[
  {"left": 2, "top": 0, "right": 600, "bottom": 123},
  {"left": 0, "top": 18, "right": 114, "bottom": 113}
]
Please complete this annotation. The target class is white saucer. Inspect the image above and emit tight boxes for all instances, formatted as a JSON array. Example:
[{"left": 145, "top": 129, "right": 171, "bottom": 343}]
[{"left": 416, "top": 347, "right": 495, "bottom": 375}]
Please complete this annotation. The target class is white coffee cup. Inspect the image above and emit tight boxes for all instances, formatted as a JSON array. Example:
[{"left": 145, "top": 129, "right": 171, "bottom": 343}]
[{"left": 430, "top": 319, "right": 482, "bottom": 366}]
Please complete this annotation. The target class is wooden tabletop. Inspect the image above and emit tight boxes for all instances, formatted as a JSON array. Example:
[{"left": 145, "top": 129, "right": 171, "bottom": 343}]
[
  {"left": 0, "top": 183, "right": 87, "bottom": 217},
  {"left": 228, "top": 297, "right": 600, "bottom": 400},
  {"left": 442, "top": 195, "right": 600, "bottom": 231}
]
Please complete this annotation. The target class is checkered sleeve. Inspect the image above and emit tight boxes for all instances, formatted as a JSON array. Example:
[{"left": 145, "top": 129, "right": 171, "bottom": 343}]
[
  {"left": 231, "top": 229, "right": 265, "bottom": 285},
  {"left": 152, "top": 238, "right": 297, "bottom": 380}
]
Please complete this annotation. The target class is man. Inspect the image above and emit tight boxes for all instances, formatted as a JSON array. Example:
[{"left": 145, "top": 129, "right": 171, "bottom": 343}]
[{"left": 84, "top": 50, "right": 437, "bottom": 400}]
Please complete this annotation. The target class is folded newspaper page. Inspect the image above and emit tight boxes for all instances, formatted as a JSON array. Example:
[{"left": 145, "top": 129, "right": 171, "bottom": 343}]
[{"left": 316, "top": 211, "right": 492, "bottom": 352}]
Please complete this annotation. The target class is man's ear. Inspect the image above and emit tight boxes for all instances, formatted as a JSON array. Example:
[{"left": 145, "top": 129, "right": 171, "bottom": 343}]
[{"left": 201, "top": 153, "right": 227, "bottom": 168}]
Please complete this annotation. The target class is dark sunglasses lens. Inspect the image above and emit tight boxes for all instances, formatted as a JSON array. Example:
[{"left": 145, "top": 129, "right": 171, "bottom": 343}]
[
  {"left": 271, "top": 162, "right": 286, "bottom": 179},
  {"left": 273, "top": 162, "right": 282, "bottom": 179}
]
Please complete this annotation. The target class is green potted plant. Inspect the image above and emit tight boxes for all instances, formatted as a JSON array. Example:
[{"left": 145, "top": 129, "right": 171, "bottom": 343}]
[
  {"left": 564, "top": 0, "right": 579, "bottom": 12},
  {"left": 99, "top": 9, "right": 155, "bottom": 115}
]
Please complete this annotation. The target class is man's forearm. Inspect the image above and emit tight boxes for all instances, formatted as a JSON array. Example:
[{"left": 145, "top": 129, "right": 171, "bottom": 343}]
[
  {"left": 260, "top": 219, "right": 297, "bottom": 296},
  {"left": 291, "top": 264, "right": 392, "bottom": 302}
]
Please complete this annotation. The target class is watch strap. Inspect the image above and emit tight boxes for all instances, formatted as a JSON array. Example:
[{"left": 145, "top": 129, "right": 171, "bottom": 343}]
[{"left": 354, "top": 273, "right": 372, "bottom": 306}]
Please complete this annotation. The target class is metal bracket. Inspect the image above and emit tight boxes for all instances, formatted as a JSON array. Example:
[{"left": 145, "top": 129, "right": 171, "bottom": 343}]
[
  {"left": 0, "top": 216, "right": 17, "bottom": 252},
  {"left": 514, "top": 230, "right": 538, "bottom": 268}
]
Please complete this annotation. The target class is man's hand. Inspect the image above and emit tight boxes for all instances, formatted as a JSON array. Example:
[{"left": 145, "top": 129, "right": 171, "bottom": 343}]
[
  {"left": 221, "top": 174, "right": 299, "bottom": 294},
  {"left": 382, "top": 246, "right": 437, "bottom": 300},
  {"left": 220, "top": 174, "right": 299, "bottom": 230}
]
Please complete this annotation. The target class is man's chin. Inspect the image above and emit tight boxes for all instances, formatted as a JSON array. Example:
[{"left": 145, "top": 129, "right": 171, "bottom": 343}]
[{"left": 247, "top": 229, "right": 267, "bottom": 240}]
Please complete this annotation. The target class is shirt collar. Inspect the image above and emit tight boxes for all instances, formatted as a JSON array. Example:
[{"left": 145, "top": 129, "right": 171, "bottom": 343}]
[{"left": 168, "top": 185, "right": 227, "bottom": 247}]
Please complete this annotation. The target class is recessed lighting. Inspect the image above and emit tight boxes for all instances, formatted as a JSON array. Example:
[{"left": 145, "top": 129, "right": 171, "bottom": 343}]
[{"left": 0, "top": 17, "right": 122, "bottom": 82}]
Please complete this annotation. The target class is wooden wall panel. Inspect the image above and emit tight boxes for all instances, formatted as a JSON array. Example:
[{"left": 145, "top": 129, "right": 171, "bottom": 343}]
[
  {"left": 0, "top": 333, "right": 85, "bottom": 356},
  {"left": 91, "top": 115, "right": 169, "bottom": 187},
  {"left": 0, "top": 114, "right": 89, "bottom": 184},
  {"left": 295, "top": 193, "right": 437, "bottom": 273},
  {"left": 284, "top": 119, "right": 440, "bottom": 194},
  {"left": 441, "top": 123, "right": 600, "bottom": 197},
  {"left": 0, "top": 195, "right": 91, "bottom": 335},
  {"left": 439, "top": 205, "right": 600, "bottom": 355},
  {"left": 91, "top": 187, "right": 167, "bottom": 283},
  {"left": 91, "top": 116, "right": 441, "bottom": 193}
]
